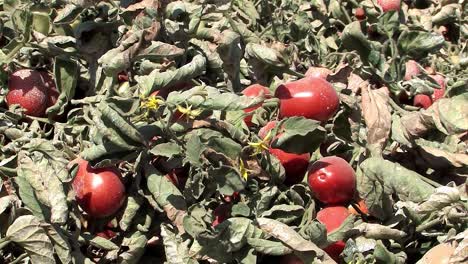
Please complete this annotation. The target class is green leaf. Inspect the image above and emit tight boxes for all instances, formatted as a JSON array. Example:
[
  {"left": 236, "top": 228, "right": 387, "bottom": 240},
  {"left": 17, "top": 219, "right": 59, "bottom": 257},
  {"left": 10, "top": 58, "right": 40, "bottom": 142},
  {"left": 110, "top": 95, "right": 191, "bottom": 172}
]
[
  {"left": 272, "top": 117, "right": 327, "bottom": 154},
  {"left": 377, "top": 11, "right": 400, "bottom": 35},
  {"left": 17, "top": 145, "right": 69, "bottom": 224},
  {"left": 119, "top": 195, "right": 144, "bottom": 231},
  {"left": 341, "top": 22, "right": 372, "bottom": 62},
  {"left": 6, "top": 215, "right": 55, "bottom": 264},
  {"left": 214, "top": 217, "right": 256, "bottom": 252},
  {"left": 32, "top": 12, "right": 50, "bottom": 35},
  {"left": 184, "top": 134, "right": 205, "bottom": 166},
  {"left": 98, "top": 102, "right": 146, "bottom": 145},
  {"left": 256, "top": 218, "right": 334, "bottom": 262},
  {"left": 260, "top": 204, "right": 304, "bottom": 224},
  {"left": 14, "top": 176, "right": 50, "bottom": 221},
  {"left": 398, "top": 30, "right": 445, "bottom": 58},
  {"left": 150, "top": 142, "right": 182, "bottom": 159},
  {"left": 166, "top": 86, "right": 266, "bottom": 112},
  {"left": 44, "top": 224, "right": 73, "bottom": 264},
  {"left": 47, "top": 57, "right": 79, "bottom": 116},
  {"left": 247, "top": 238, "right": 292, "bottom": 256},
  {"left": 145, "top": 165, "right": 187, "bottom": 232},
  {"left": 358, "top": 157, "right": 435, "bottom": 220},
  {"left": 11, "top": 8, "right": 33, "bottom": 42},
  {"left": 138, "top": 54, "right": 207, "bottom": 96},
  {"left": 161, "top": 224, "right": 198, "bottom": 264},
  {"left": 208, "top": 166, "right": 245, "bottom": 195},
  {"left": 118, "top": 232, "right": 148, "bottom": 264}
]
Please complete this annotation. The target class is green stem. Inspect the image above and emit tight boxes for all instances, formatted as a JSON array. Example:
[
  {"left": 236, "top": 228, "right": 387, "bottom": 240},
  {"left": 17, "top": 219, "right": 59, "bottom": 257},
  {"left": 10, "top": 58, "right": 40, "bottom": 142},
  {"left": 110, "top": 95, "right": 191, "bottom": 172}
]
[
  {"left": 416, "top": 218, "right": 443, "bottom": 233},
  {"left": 388, "top": 97, "right": 409, "bottom": 115},
  {"left": 10, "top": 253, "right": 28, "bottom": 264}
]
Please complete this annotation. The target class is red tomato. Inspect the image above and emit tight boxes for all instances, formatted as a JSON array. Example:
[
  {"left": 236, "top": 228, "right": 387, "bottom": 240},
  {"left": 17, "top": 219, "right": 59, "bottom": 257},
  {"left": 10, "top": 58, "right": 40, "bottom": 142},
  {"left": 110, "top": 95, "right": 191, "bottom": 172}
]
[
  {"left": 270, "top": 148, "right": 310, "bottom": 185},
  {"left": 307, "top": 156, "right": 356, "bottom": 205},
  {"left": 404, "top": 60, "right": 421, "bottom": 81},
  {"left": 6, "top": 69, "right": 49, "bottom": 117},
  {"left": 278, "top": 254, "right": 304, "bottom": 264},
  {"left": 72, "top": 159, "right": 126, "bottom": 218},
  {"left": 274, "top": 77, "right": 339, "bottom": 122},
  {"left": 304, "top": 67, "right": 332, "bottom": 79},
  {"left": 354, "top": 8, "right": 366, "bottom": 20},
  {"left": 259, "top": 122, "right": 310, "bottom": 185},
  {"left": 316, "top": 206, "right": 351, "bottom": 261},
  {"left": 241, "top": 84, "right": 272, "bottom": 126},
  {"left": 413, "top": 94, "right": 432, "bottom": 109},
  {"left": 377, "top": 0, "right": 401, "bottom": 12}
]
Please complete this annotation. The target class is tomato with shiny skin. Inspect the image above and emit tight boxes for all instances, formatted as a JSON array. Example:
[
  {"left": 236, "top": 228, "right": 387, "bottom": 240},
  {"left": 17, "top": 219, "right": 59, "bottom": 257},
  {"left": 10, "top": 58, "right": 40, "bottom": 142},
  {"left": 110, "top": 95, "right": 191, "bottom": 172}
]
[
  {"left": 308, "top": 156, "right": 356, "bottom": 205},
  {"left": 241, "top": 84, "right": 272, "bottom": 126},
  {"left": 274, "top": 77, "right": 339, "bottom": 122},
  {"left": 260, "top": 121, "right": 310, "bottom": 185},
  {"left": 72, "top": 159, "right": 126, "bottom": 218},
  {"left": 316, "top": 206, "right": 351, "bottom": 261}
]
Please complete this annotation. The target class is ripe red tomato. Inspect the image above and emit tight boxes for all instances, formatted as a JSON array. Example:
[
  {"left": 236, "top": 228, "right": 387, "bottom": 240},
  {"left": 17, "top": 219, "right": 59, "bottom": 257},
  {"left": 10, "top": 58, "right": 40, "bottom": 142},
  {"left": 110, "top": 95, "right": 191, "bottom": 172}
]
[
  {"left": 404, "top": 60, "right": 421, "bottom": 81},
  {"left": 377, "top": 0, "right": 401, "bottom": 12},
  {"left": 241, "top": 84, "right": 272, "bottom": 126},
  {"left": 413, "top": 94, "right": 432, "bottom": 109},
  {"left": 274, "top": 77, "right": 339, "bottom": 122},
  {"left": 304, "top": 67, "right": 332, "bottom": 79},
  {"left": 259, "top": 121, "right": 310, "bottom": 185},
  {"left": 72, "top": 159, "right": 126, "bottom": 218},
  {"left": 6, "top": 69, "right": 50, "bottom": 117},
  {"left": 354, "top": 8, "right": 366, "bottom": 20},
  {"left": 278, "top": 254, "right": 304, "bottom": 264},
  {"left": 307, "top": 156, "right": 356, "bottom": 205},
  {"left": 316, "top": 206, "right": 350, "bottom": 261}
]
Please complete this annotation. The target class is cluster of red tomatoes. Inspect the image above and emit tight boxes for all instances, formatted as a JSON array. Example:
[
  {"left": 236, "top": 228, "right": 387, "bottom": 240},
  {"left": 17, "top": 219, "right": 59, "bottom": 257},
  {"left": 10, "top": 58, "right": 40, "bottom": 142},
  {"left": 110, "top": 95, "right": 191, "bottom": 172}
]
[{"left": 242, "top": 75, "right": 362, "bottom": 262}]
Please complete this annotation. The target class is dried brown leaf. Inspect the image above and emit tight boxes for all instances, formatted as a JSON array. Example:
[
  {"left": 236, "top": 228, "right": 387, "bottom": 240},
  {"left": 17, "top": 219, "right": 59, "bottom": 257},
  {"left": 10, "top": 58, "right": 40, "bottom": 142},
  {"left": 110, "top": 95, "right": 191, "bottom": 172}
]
[{"left": 361, "top": 85, "right": 392, "bottom": 154}]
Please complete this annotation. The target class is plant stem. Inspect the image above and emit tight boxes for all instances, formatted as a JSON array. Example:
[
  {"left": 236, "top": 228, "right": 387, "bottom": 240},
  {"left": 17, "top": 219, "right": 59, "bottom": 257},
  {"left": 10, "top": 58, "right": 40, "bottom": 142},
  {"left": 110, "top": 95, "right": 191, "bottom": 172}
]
[{"left": 10, "top": 253, "right": 28, "bottom": 264}]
